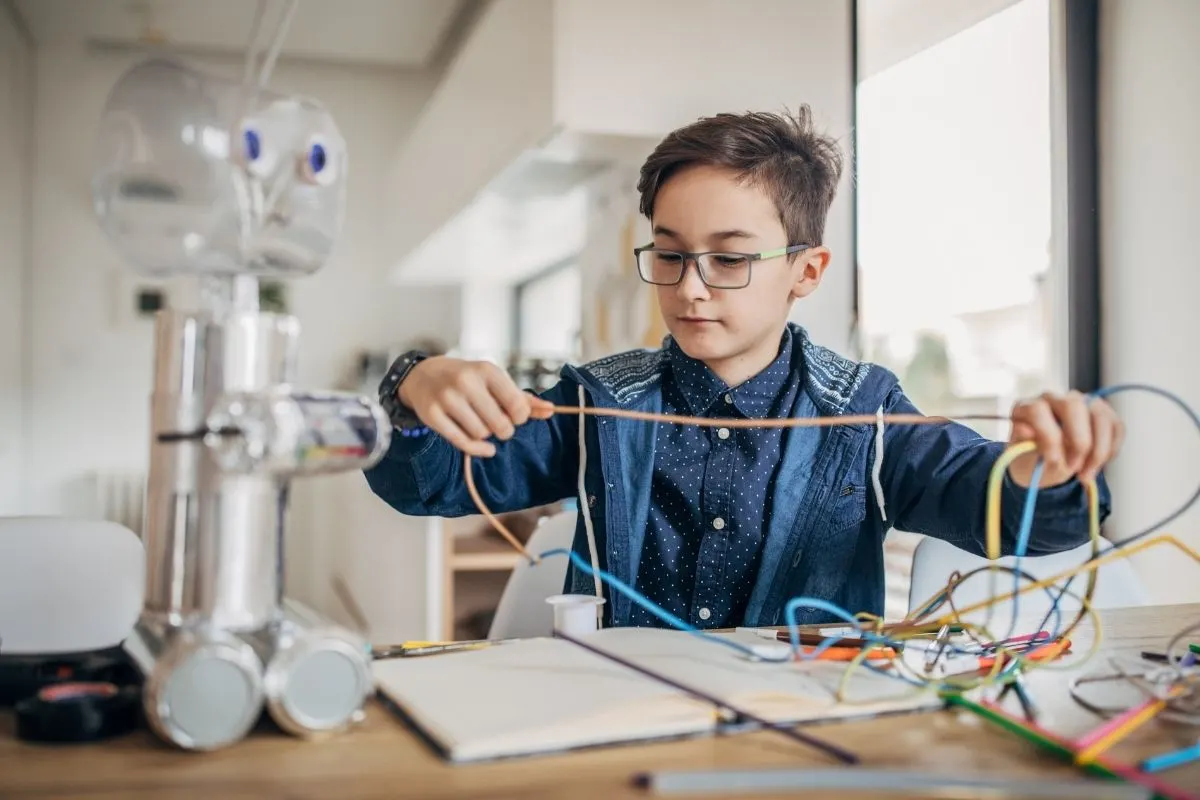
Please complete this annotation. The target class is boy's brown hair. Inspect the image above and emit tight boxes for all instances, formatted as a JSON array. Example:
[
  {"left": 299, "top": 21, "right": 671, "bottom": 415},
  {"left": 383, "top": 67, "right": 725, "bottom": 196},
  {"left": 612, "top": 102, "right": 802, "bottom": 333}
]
[{"left": 636, "top": 105, "right": 845, "bottom": 251}]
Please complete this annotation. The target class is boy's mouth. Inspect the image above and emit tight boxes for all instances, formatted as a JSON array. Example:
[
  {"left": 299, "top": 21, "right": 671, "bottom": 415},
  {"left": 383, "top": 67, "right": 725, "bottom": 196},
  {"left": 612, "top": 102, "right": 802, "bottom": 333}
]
[{"left": 678, "top": 315, "right": 719, "bottom": 325}]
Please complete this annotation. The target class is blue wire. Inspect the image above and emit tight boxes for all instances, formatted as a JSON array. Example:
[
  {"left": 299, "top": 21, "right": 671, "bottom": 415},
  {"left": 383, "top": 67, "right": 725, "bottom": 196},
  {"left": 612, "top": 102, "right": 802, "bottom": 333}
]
[
  {"left": 535, "top": 548, "right": 781, "bottom": 661},
  {"left": 782, "top": 597, "right": 891, "bottom": 660},
  {"left": 1012, "top": 461, "right": 1045, "bottom": 559},
  {"left": 1028, "top": 382, "right": 1200, "bottom": 638},
  {"left": 537, "top": 549, "right": 914, "bottom": 673},
  {"left": 534, "top": 550, "right": 1017, "bottom": 692},
  {"left": 528, "top": 381, "right": 1200, "bottom": 696},
  {"left": 1007, "top": 459, "right": 1045, "bottom": 639}
]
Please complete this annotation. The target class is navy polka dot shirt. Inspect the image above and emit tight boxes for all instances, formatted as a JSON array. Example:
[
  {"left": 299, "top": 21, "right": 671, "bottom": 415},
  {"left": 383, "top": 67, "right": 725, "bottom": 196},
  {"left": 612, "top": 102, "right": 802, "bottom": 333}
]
[{"left": 629, "top": 332, "right": 800, "bottom": 630}]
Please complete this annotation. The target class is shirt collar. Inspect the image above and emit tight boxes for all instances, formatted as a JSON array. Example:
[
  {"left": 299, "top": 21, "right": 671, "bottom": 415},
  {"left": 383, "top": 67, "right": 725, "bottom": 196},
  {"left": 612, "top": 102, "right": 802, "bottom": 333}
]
[{"left": 667, "top": 332, "right": 794, "bottom": 418}]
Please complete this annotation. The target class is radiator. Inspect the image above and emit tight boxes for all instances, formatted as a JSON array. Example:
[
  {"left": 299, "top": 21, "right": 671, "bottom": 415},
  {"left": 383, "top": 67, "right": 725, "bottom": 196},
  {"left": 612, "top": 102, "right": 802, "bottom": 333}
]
[{"left": 90, "top": 471, "right": 147, "bottom": 537}]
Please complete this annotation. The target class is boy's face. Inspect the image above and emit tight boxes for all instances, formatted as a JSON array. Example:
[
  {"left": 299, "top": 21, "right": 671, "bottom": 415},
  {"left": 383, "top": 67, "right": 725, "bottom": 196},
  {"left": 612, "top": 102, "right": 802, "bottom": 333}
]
[{"left": 649, "top": 165, "right": 830, "bottom": 378}]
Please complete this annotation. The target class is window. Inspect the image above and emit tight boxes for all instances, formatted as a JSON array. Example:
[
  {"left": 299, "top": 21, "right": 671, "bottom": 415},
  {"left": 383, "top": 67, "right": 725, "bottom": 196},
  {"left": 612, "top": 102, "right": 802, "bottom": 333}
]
[
  {"left": 515, "top": 262, "right": 581, "bottom": 361},
  {"left": 510, "top": 260, "right": 582, "bottom": 391},
  {"left": 856, "top": 0, "right": 1078, "bottom": 618}
]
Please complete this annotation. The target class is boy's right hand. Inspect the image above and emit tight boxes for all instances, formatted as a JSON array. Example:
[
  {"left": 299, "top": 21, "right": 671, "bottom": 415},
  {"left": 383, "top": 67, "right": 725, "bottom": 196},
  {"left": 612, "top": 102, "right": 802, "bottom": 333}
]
[{"left": 397, "top": 357, "right": 555, "bottom": 458}]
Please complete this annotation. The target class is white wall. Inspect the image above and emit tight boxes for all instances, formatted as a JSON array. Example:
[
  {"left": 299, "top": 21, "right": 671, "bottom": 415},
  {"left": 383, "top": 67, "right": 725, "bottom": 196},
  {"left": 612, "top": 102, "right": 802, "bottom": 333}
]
[
  {"left": 388, "top": 0, "right": 556, "bottom": 275},
  {"left": 0, "top": 12, "right": 30, "bottom": 516},
  {"left": 563, "top": 0, "right": 857, "bottom": 357},
  {"left": 857, "top": 0, "right": 1021, "bottom": 79},
  {"left": 1099, "top": 0, "right": 1200, "bottom": 603},
  {"left": 394, "top": 0, "right": 857, "bottom": 358},
  {"left": 458, "top": 280, "right": 513, "bottom": 362},
  {"left": 22, "top": 42, "right": 459, "bottom": 632}
]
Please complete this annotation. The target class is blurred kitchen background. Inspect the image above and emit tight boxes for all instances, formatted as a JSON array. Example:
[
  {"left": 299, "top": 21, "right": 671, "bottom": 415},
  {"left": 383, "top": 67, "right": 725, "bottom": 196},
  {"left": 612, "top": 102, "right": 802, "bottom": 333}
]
[{"left": 1, "top": 0, "right": 1195, "bottom": 641}]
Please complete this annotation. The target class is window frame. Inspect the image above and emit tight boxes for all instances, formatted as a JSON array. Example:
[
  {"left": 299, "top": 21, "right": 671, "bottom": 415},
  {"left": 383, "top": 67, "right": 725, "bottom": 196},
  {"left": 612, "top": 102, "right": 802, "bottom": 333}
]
[
  {"left": 851, "top": 0, "right": 1101, "bottom": 393},
  {"left": 511, "top": 255, "right": 581, "bottom": 359}
]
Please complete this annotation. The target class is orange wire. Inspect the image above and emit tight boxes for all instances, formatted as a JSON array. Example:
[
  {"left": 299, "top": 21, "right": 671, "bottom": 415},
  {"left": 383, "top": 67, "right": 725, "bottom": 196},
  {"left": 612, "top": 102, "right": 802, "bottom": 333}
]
[
  {"left": 462, "top": 451, "right": 534, "bottom": 561},
  {"left": 546, "top": 405, "right": 1007, "bottom": 430},
  {"left": 462, "top": 406, "right": 1010, "bottom": 563}
]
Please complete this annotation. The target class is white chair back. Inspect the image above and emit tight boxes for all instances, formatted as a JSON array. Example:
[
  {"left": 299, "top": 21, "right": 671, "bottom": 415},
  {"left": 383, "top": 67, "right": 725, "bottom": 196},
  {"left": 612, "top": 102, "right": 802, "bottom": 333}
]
[
  {"left": 487, "top": 511, "right": 578, "bottom": 640},
  {"left": 0, "top": 516, "right": 145, "bottom": 654},
  {"left": 907, "top": 536, "right": 1149, "bottom": 632}
]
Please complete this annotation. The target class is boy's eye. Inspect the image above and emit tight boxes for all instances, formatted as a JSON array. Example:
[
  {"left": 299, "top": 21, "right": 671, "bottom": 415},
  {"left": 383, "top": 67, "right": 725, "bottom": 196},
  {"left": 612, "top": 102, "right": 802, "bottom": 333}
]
[
  {"left": 711, "top": 255, "right": 748, "bottom": 268},
  {"left": 654, "top": 252, "right": 684, "bottom": 264}
]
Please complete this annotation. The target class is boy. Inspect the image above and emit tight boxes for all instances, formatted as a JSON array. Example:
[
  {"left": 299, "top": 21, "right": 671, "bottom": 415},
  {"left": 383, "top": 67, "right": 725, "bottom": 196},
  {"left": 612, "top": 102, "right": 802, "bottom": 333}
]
[{"left": 365, "top": 106, "right": 1121, "bottom": 628}]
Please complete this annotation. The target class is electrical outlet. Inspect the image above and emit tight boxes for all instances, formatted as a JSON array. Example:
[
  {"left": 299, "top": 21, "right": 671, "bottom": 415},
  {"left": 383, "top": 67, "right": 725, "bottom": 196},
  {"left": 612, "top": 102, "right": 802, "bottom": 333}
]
[{"left": 108, "top": 267, "right": 171, "bottom": 330}]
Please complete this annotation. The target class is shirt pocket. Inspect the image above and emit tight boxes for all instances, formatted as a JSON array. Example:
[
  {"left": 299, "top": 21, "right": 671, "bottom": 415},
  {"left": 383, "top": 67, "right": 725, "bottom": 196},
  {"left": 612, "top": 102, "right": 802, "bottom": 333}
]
[{"left": 825, "top": 483, "right": 868, "bottom": 532}]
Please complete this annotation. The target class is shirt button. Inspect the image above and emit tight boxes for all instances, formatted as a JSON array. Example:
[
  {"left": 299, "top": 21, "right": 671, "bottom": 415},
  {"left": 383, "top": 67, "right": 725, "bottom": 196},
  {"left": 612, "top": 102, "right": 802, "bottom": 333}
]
[
  {"left": 723, "top": 393, "right": 733, "bottom": 404},
  {"left": 712, "top": 517, "right": 725, "bottom": 530},
  {"left": 698, "top": 607, "right": 712, "bottom": 621},
  {"left": 717, "top": 427, "right": 730, "bottom": 440}
]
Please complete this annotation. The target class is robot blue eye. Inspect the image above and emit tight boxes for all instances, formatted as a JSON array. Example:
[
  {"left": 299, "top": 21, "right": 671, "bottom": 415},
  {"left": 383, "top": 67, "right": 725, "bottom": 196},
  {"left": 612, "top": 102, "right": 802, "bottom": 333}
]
[
  {"left": 308, "top": 142, "right": 327, "bottom": 174},
  {"left": 244, "top": 129, "right": 262, "bottom": 161}
]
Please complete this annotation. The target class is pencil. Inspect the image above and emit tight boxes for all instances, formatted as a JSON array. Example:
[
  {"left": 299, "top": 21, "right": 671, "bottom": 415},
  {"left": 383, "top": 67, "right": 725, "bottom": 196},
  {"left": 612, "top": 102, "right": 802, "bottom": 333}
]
[
  {"left": 795, "top": 645, "right": 897, "bottom": 662},
  {"left": 944, "top": 694, "right": 1200, "bottom": 800},
  {"left": 633, "top": 767, "right": 1152, "bottom": 798},
  {"left": 1142, "top": 741, "right": 1200, "bottom": 773},
  {"left": 1075, "top": 696, "right": 1169, "bottom": 764}
]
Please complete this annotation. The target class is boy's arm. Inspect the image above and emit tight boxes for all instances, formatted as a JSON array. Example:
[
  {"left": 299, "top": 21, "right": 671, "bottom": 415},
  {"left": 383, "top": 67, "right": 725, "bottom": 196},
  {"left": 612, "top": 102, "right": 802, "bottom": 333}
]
[
  {"left": 877, "top": 385, "right": 1111, "bottom": 557},
  {"left": 363, "top": 379, "right": 579, "bottom": 518}
]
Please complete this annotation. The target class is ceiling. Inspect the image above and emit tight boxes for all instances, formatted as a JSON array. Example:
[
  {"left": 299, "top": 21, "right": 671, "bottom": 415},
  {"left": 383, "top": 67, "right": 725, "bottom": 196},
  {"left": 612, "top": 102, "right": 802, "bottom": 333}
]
[
  {"left": 858, "top": 0, "right": 1021, "bottom": 79},
  {"left": 11, "top": 0, "right": 472, "bottom": 69}
]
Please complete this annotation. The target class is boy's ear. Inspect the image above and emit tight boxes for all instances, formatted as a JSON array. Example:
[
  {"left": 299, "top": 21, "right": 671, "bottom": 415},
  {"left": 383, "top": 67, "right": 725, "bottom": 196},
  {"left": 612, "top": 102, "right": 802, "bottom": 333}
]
[{"left": 790, "top": 246, "right": 831, "bottom": 300}]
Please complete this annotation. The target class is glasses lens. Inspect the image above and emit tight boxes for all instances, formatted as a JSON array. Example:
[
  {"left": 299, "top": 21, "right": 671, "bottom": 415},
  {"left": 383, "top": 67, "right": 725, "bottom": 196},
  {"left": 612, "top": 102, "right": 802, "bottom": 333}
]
[
  {"left": 698, "top": 254, "right": 751, "bottom": 288},
  {"left": 637, "top": 250, "right": 685, "bottom": 285}
]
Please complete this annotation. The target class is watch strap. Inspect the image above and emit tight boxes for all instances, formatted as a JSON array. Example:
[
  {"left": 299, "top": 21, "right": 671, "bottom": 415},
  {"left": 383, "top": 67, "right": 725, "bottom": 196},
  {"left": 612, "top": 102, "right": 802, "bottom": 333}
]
[{"left": 379, "top": 351, "right": 430, "bottom": 434}]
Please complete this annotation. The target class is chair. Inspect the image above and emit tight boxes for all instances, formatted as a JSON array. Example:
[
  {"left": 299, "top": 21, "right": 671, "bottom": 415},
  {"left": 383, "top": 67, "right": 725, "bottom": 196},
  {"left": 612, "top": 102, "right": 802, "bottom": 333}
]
[
  {"left": 0, "top": 517, "right": 145, "bottom": 654},
  {"left": 907, "top": 535, "right": 1149, "bottom": 630},
  {"left": 487, "top": 510, "right": 579, "bottom": 640}
]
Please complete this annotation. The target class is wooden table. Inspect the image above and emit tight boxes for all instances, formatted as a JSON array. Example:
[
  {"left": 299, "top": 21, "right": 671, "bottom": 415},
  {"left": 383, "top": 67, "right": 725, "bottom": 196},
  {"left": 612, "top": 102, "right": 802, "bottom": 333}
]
[{"left": 3, "top": 605, "right": 1200, "bottom": 799}]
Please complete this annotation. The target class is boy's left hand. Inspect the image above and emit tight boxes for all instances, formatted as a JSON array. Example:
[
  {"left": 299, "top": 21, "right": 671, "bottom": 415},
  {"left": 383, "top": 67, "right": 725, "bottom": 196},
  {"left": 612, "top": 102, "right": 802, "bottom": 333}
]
[{"left": 1008, "top": 391, "right": 1124, "bottom": 488}]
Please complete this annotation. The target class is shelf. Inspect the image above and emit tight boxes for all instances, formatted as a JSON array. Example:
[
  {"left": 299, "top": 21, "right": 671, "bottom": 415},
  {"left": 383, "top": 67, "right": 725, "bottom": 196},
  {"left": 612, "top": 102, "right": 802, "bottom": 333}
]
[{"left": 452, "top": 535, "right": 524, "bottom": 572}]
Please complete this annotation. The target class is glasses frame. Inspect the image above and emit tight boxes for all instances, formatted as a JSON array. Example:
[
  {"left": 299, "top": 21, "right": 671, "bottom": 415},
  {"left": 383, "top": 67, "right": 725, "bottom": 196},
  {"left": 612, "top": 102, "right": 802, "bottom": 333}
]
[{"left": 632, "top": 243, "right": 812, "bottom": 289}]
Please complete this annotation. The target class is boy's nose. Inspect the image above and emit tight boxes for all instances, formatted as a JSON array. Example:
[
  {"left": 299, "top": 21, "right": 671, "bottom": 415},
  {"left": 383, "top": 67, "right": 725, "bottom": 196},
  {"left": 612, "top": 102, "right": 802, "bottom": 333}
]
[{"left": 676, "top": 261, "right": 711, "bottom": 302}]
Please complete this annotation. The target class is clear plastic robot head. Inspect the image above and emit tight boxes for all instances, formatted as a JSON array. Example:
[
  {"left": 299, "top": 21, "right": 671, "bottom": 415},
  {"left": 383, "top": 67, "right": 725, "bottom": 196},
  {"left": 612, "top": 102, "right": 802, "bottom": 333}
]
[{"left": 92, "top": 57, "right": 346, "bottom": 278}]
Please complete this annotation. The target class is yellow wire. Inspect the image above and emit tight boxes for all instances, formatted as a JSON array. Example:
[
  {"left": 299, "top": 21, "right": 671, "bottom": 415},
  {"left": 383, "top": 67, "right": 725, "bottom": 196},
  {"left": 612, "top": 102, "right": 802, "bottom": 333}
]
[
  {"left": 985, "top": 440, "right": 1038, "bottom": 560},
  {"left": 461, "top": 411, "right": 1196, "bottom": 706}
]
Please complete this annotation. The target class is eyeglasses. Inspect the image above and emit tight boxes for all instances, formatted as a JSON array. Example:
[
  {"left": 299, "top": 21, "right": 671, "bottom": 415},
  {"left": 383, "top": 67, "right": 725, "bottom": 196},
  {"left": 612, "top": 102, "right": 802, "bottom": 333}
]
[{"left": 633, "top": 244, "right": 811, "bottom": 289}]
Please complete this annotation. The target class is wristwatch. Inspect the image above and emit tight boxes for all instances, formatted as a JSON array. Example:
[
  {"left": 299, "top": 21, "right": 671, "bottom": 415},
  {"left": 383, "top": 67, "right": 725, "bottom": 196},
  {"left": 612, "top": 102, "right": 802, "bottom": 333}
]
[{"left": 378, "top": 351, "right": 430, "bottom": 435}]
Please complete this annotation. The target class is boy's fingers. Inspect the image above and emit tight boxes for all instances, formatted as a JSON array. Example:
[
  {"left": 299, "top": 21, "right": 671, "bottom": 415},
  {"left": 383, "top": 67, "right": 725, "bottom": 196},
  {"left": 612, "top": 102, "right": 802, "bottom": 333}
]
[
  {"left": 1047, "top": 392, "right": 1092, "bottom": 475},
  {"left": 1079, "top": 406, "right": 1112, "bottom": 484},
  {"left": 529, "top": 397, "right": 556, "bottom": 420},
  {"left": 1012, "top": 399, "right": 1065, "bottom": 471},
  {"left": 487, "top": 369, "right": 534, "bottom": 426},
  {"left": 425, "top": 406, "right": 496, "bottom": 458},
  {"left": 470, "top": 391, "right": 516, "bottom": 441},
  {"left": 1080, "top": 400, "right": 1121, "bottom": 483},
  {"left": 440, "top": 394, "right": 492, "bottom": 442},
  {"left": 1010, "top": 420, "right": 1036, "bottom": 445}
]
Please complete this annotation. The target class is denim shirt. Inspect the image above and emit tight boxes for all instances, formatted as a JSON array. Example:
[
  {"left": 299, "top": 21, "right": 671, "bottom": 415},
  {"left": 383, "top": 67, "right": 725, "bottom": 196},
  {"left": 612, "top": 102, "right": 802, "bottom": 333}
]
[
  {"left": 363, "top": 324, "right": 1111, "bottom": 627},
  {"left": 631, "top": 332, "right": 801, "bottom": 629}
]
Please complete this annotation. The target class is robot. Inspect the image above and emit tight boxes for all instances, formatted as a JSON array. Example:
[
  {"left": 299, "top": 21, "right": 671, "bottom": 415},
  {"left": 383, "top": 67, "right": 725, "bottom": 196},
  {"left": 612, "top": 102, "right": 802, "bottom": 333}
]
[{"left": 91, "top": 46, "right": 389, "bottom": 751}]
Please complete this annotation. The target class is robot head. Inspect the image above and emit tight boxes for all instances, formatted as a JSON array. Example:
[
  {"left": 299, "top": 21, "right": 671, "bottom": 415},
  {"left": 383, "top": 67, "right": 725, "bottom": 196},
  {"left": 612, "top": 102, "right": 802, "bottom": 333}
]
[{"left": 92, "top": 57, "right": 347, "bottom": 278}]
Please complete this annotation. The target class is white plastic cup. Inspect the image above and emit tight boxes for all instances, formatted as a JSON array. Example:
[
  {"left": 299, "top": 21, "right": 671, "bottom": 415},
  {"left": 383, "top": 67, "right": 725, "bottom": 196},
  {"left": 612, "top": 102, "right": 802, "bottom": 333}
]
[{"left": 546, "top": 594, "right": 606, "bottom": 637}]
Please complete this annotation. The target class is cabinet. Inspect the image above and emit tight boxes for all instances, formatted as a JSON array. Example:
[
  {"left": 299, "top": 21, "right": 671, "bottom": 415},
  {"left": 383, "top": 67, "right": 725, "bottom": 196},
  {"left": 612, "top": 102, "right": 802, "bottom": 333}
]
[{"left": 438, "top": 504, "right": 565, "bottom": 641}]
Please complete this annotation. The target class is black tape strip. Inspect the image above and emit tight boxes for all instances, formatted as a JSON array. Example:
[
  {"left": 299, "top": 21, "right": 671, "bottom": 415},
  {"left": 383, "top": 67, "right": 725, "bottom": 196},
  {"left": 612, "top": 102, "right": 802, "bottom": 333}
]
[
  {"left": 15, "top": 681, "right": 141, "bottom": 743},
  {"left": 0, "top": 647, "right": 142, "bottom": 706}
]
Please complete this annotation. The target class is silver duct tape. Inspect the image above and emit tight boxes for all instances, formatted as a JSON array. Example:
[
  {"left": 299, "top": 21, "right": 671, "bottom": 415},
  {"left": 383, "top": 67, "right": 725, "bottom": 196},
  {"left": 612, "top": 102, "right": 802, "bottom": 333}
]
[
  {"left": 124, "top": 619, "right": 265, "bottom": 751},
  {"left": 247, "top": 598, "right": 372, "bottom": 738},
  {"left": 142, "top": 309, "right": 299, "bottom": 631}
]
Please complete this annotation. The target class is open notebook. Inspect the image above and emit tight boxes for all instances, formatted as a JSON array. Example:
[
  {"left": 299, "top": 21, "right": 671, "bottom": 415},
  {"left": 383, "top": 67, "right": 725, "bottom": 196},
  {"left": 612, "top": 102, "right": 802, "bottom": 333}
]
[{"left": 373, "top": 627, "right": 941, "bottom": 763}]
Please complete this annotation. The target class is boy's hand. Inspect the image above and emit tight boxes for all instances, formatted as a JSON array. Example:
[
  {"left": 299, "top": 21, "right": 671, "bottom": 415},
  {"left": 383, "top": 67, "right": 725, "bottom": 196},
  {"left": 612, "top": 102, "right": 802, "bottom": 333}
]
[
  {"left": 397, "top": 357, "right": 555, "bottom": 457},
  {"left": 1007, "top": 391, "right": 1124, "bottom": 488}
]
